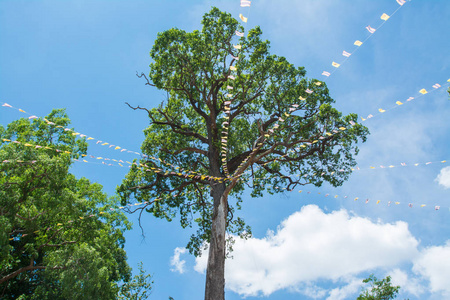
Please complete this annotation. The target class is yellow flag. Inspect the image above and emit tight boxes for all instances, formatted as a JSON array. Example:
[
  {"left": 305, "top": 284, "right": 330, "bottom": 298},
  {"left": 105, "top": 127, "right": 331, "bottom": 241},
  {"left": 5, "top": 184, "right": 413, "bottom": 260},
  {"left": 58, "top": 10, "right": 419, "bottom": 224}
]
[
  {"left": 326, "top": 132, "right": 332, "bottom": 136},
  {"left": 239, "top": 14, "right": 248, "bottom": 22},
  {"left": 395, "top": 202, "right": 400, "bottom": 205},
  {"left": 354, "top": 197, "right": 359, "bottom": 201},
  {"left": 299, "top": 96, "right": 306, "bottom": 100},
  {"left": 354, "top": 40, "right": 363, "bottom": 46},
  {"left": 378, "top": 108, "right": 386, "bottom": 113},
  {"left": 361, "top": 117, "right": 366, "bottom": 121},
  {"left": 87, "top": 137, "right": 94, "bottom": 140},
  {"left": 115, "top": 146, "right": 120, "bottom": 150},
  {"left": 332, "top": 62, "right": 340, "bottom": 68},
  {"left": 233, "top": 44, "right": 242, "bottom": 50},
  {"left": 370, "top": 166, "right": 375, "bottom": 169},
  {"left": 314, "top": 82, "right": 322, "bottom": 86},
  {"left": 376, "top": 200, "right": 381, "bottom": 204},
  {"left": 19, "top": 109, "right": 26, "bottom": 113},
  {"left": 101, "top": 142, "right": 108, "bottom": 146},
  {"left": 419, "top": 89, "right": 427, "bottom": 94},
  {"left": 229, "top": 66, "right": 237, "bottom": 71},
  {"left": 339, "top": 127, "right": 346, "bottom": 130},
  {"left": 380, "top": 13, "right": 390, "bottom": 21},
  {"left": 83, "top": 160, "right": 88, "bottom": 162},
  {"left": 396, "top": 101, "right": 403, "bottom": 105},
  {"left": 57, "top": 223, "right": 63, "bottom": 226}
]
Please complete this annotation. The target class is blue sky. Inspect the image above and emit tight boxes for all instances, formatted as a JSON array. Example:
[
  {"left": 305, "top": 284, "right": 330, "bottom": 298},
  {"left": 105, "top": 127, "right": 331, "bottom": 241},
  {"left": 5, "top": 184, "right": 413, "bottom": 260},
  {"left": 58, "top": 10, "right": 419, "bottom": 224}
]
[{"left": 1, "top": 0, "right": 449, "bottom": 299}]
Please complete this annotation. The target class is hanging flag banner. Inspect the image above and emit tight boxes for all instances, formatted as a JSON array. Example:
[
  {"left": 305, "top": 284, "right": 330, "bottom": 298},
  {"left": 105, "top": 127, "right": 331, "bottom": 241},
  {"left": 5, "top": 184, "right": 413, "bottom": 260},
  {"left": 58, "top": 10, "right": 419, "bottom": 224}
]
[
  {"left": 380, "top": 13, "right": 390, "bottom": 21},
  {"left": 240, "top": 0, "right": 251, "bottom": 7},
  {"left": 342, "top": 51, "right": 351, "bottom": 57},
  {"left": 366, "top": 25, "right": 376, "bottom": 34}
]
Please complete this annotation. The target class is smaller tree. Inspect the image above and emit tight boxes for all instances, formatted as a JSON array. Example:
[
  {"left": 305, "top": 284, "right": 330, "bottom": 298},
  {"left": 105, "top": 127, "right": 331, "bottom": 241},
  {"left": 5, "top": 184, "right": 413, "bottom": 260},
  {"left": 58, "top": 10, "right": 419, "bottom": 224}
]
[
  {"left": 357, "top": 274, "right": 400, "bottom": 300},
  {"left": 118, "top": 262, "right": 154, "bottom": 300}
]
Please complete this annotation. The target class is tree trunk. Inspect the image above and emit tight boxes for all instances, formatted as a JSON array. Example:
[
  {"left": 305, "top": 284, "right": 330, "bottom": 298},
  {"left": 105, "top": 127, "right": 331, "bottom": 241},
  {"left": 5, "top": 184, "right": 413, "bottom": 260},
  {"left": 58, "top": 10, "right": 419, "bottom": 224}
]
[{"left": 204, "top": 182, "right": 228, "bottom": 300}]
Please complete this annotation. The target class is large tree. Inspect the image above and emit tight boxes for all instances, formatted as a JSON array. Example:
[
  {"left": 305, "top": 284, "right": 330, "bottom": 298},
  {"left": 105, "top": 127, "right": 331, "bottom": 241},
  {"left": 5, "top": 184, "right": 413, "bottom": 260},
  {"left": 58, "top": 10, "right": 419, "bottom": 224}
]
[
  {"left": 119, "top": 8, "right": 369, "bottom": 299},
  {"left": 0, "top": 110, "right": 149, "bottom": 299}
]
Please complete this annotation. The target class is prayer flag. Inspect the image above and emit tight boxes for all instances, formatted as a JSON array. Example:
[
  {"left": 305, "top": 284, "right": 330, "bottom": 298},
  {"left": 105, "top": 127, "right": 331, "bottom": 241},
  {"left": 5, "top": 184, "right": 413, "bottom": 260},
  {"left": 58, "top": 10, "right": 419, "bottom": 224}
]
[
  {"left": 299, "top": 96, "right": 306, "bottom": 100},
  {"left": 432, "top": 83, "right": 441, "bottom": 89},
  {"left": 322, "top": 71, "right": 331, "bottom": 77},
  {"left": 231, "top": 55, "right": 239, "bottom": 60},
  {"left": 228, "top": 75, "right": 236, "bottom": 80},
  {"left": 239, "top": 14, "right": 248, "bottom": 23},
  {"left": 230, "top": 66, "right": 237, "bottom": 71},
  {"left": 240, "top": 0, "right": 251, "bottom": 7},
  {"left": 305, "top": 89, "right": 313, "bottom": 94},
  {"left": 235, "top": 30, "right": 244, "bottom": 37},
  {"left": 397, "top": 0, "right": 406, "bottom": 5},
  {"left": 332, "top": 62, "right": 340, "bottom": 68},
  {"left": 19, "top": 109, "right": 26, "bottom": 113},
  {"left": 2, "top": 103, "right": 12, "bottom": 107},
  {"left": 342, "top": 50, "right": 351, "bottom": 57},
  {"left": 314, "top": 82, "right": 322, "bottom": 86},
  {"left": 354, "top": 40, "right": 363, "bottom": 46},
  {"left": 28, "top": 115, "right": 38, "bottom": 120},
  {"left": 419, "top": 89, "right": 427, "bottom": 94},
  {"left": 233, "top": 45, "right": 242, "bottom": 50},
  {"left": 227, "top": 85, "right": 233, "bottom": 89},
  {"left": 378, "top": 108, "right": 385, "bottom": 113},
  {"left": 380, "top": 13, "right": 390, "bottom": 21},
  {"left": 396, "top": 101, "right": 403, "bottom": 105},
  {"left": 406, "top": 97, "right": 414, "bottom": 101},
  {"left": 366, "top": 25, "right": 376, "bottom": 34}
]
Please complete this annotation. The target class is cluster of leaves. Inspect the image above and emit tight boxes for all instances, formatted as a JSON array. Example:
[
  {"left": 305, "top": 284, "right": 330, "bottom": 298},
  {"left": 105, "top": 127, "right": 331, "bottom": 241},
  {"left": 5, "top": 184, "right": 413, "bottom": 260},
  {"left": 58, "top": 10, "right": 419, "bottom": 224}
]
[
  {"left": 357, "top": 274, "right": 401, "bottom": 300},
  {"left": 0, "top": 110, "right": 151, "bottom": 299},
  {"left": 118, "top": 8, "right": 369, "bottom": 256}
]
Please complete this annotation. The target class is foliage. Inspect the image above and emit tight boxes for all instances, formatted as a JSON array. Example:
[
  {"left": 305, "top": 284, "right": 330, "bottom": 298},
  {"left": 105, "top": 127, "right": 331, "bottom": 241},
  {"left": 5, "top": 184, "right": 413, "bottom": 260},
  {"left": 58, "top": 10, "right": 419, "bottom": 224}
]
[
  {"left": 0, "top": 110, "right": 142, "bottom": 299},
  {"left": 118, "top": 262, "right": 154, "bottom": 300},
  {"left": 118, "top": 7, "right": 369, "bottom": 256},
  {"left": 357, "top": 274, "right": 401, "bottom": 300}
]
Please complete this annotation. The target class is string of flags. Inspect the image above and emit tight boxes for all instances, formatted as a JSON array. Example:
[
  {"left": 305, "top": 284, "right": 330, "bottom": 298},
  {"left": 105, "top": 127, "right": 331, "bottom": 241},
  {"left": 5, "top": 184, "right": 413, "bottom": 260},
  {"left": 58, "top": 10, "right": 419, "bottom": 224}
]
[
  {"left": 360, "top": 79, "right": 450, "bottom": 122},
  {"left": 221, "top": 0, "right": 253, "bottom": 177},
  {"left": 322, "top": 0, "right": 408, "bottom": 79},
  {"left": 0, "top": 138, "right": 231, "bottom": 182},
  {"left": 0, "top": 102, "right": 229, "bottom": 181}
]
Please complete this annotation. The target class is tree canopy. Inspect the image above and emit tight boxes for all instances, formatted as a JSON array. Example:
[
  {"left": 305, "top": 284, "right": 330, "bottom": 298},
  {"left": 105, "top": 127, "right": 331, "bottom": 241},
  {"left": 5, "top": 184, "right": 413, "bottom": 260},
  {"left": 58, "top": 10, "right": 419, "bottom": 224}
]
[
  {"left": 357, "top": 274, "right": 401, "bottom": 300},
  {"left": 118, "top": 7, "right": 369, "bottom": 299},
  {"left": 0, "top": 110, "right": 146, "bottom": 299}
]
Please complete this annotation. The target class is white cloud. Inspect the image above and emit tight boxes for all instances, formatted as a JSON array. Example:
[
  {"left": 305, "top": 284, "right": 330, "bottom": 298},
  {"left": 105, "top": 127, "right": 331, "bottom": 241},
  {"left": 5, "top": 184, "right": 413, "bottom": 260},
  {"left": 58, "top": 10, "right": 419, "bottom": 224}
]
[
  {"left": 194, "top": 205, "right": 419, "bottom": 297},
  {"left": 326, "top": 277, "right": 362, "bottom": 300},
  {"left": 390, "top": 268, "right": 425, "bottom": 297},
  {"left": 413, "top": 240, "right": 450, "bottom": 297},
  {"left": 170, "top": 247, "right": 188, "bottom": 274},
  {"left": 435, "top": 166, "right": 450, "bottom": 189}
]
